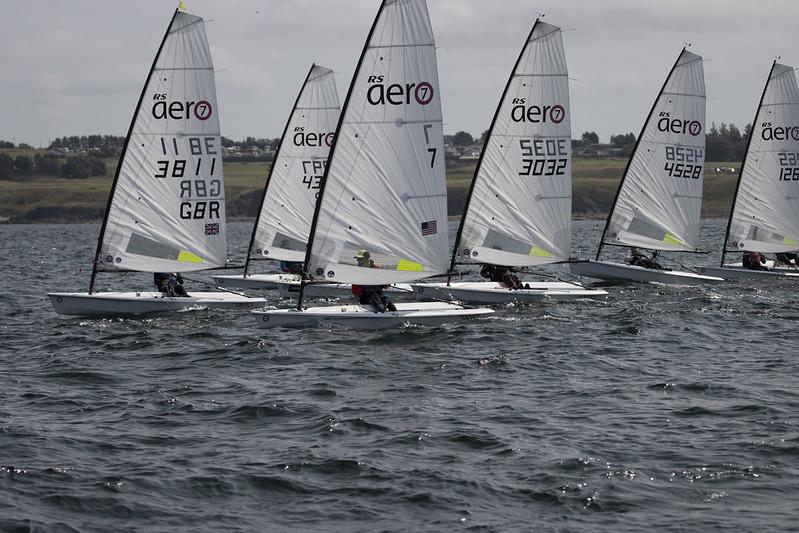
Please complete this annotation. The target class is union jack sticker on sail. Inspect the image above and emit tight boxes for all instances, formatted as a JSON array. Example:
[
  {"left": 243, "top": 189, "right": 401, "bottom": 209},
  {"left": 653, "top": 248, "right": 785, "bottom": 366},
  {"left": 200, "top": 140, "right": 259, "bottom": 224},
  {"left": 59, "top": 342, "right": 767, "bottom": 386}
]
[
  {"left": 421, "top": 220, "right": 437, "bottom": 236},
  {"left": 205, "top": 223, "right": 220, "bottom": 235}
]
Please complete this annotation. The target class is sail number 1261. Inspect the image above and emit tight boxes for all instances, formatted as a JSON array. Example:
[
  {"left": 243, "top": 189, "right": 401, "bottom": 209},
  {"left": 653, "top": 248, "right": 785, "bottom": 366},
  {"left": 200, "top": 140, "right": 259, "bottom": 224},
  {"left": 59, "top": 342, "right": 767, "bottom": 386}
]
[{"left": 777, "top": 152, "right": 799, "bottom": 181}]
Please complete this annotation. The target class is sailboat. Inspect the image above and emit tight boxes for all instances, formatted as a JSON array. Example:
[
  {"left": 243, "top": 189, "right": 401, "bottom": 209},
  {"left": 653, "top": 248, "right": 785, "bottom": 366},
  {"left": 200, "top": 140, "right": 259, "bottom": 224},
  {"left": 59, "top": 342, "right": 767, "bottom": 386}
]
[
  {"left": 570, "top": 48, "right": 723, "bottom": 285},
  {"left": 49, "top": 7, "right": 266, "bottom": 315},
  {"left": 410, "top": 19, "right": 608, "bottom": 303},
  {"left": 253, "top": 0, "right": 494, "bottom": 329},
  {"left": 698, "top": 61, "right": 799, "bottom": 280},
  {"left": 213, "top": 64, "right": 341, "bottom": 290}
]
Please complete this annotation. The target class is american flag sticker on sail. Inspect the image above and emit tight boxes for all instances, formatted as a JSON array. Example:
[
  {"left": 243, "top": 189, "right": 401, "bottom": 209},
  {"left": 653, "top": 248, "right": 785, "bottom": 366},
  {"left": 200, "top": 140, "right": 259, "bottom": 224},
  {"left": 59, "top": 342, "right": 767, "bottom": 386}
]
[
  {"left": 421, "top": 220, "right": 437, "bottom": 236},
  {"left": 205, "top": 223, "right": 220, "bottom": 235}
]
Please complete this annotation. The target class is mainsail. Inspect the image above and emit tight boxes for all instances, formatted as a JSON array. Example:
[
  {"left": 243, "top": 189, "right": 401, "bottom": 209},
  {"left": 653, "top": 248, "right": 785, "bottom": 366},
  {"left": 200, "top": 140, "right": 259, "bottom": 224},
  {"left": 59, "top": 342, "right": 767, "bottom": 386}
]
[
  {"left": 246, "top": 65, "right": 340, "bottom": 271},
  {"left": 724, "top": 62, "right": 799, "bottom": 256},
  {"left": 94, "top": 10, "right": 226, "bottom": 277},
  {"left": 453, "top": 20, "right": 571, "bottom": 268},
  {"left": 599, "top": 49, "right": 706, "bottom": 254},
  {"left": 304, "top": 0, "right": 448, "bottom": 286}
]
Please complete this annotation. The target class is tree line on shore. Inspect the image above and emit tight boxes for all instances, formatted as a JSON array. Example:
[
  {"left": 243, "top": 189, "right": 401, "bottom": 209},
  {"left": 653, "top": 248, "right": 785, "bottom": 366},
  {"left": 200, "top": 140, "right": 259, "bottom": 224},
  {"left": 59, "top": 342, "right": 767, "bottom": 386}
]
[
  {"left": 0, "top": 122, "right": 751, "bottom": 180},
  {"left": 0, "top": 152, "right": 106, "bottom": 180}
]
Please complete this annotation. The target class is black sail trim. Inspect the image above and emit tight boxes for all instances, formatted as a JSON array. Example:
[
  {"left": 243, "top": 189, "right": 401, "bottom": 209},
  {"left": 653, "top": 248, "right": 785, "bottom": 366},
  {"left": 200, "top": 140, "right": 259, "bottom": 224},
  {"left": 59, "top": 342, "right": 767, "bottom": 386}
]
[
  {"left": 448, "top": 19, "right": 544, "bottom": 283},
  {"left": 243, "top": 63, "right": 320, "bottom": 277},
  {"left": 595, "top": 47, "right": 687, "bottom": 261},
  {"left": 297, "top": 1, "right": 389, "bottom": 310},
  {"left": 89, "top": 9, "right": 180, "bottom": 293},
  {"left": 720, "top": 60, "right": 776, "bottom": 266}
]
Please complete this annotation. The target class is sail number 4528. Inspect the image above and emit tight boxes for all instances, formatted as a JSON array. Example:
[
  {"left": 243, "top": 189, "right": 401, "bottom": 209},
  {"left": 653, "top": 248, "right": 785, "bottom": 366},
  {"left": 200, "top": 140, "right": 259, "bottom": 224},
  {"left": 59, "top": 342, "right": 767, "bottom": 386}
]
[{"left": 664, "top": 146, "right": 703, "bottom": 179}]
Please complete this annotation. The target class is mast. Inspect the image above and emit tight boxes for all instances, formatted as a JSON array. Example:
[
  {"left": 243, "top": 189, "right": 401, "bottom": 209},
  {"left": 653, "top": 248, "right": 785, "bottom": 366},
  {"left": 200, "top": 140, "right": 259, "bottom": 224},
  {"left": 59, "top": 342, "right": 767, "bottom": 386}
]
[
  {"left": 719, "top": 60, "right": 776, "bottom": 267},
  {"left": 243, "top": 63, "right": 318, "bottom": 278},
  {"left": 595, "top": 47, "right": 686, "bottom": 261},
  {"left": 88, "top": 9, "right": 179, "bottom": 294},
  {"left": 447, "top": 19, "right": 542, "bottom": 284},
  {"left": 297, "top": 1, "right": 387, "bottom": 310}
]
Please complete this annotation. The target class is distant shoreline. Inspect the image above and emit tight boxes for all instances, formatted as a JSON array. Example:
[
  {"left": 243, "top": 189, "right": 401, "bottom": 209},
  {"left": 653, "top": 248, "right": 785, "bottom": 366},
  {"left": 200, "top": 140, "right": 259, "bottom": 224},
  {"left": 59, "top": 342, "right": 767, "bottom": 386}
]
[{"left": 0, "top": 156, "right": 738, "bottom": 224}]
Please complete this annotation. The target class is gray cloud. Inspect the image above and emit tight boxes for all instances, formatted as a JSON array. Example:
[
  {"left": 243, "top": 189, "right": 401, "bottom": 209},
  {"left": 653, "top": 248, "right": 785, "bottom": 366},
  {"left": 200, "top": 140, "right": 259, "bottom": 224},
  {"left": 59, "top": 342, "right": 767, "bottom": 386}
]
[{"left": 1, "top": 0, "right": 796, "bottom": 146}]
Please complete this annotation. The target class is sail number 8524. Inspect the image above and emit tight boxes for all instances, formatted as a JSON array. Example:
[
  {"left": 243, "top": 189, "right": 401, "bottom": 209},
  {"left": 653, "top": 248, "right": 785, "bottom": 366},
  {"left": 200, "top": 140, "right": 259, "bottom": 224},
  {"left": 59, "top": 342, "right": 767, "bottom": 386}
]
[{"left": 664, "top": 145, "right": 703, "bottom": 179}]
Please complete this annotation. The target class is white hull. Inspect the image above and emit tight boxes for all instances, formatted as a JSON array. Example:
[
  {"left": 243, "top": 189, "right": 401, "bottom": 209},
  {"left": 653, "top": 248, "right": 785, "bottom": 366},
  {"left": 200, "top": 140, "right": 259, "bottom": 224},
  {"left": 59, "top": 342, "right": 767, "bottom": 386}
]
[
  {"left": 697, "top": 264, "right": 799, "bottom": 280},
  {"left": 410, "top": 281, "right": 608, "bottom": 303},
  {"left": 49, "top": 291, "right": 267, "bottom": 316},
  {"left": 253, "top": 301, "right": 494, "bottom": 330},
  {"left": 212, "top": 273, "right": 301, "bottom": 290},
  {"left": 570, "top": 260, "right": 723, "bottom": 285},
  {"left": 277, "top": 280, "right": 419, "bottom": 299}
]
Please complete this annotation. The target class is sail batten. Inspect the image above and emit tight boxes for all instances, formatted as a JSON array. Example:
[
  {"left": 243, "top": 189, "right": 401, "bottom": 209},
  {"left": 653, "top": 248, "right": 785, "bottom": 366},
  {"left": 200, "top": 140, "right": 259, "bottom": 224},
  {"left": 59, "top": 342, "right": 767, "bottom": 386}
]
[
  {"left": 304, "top": 0, "right": 449, "bottom": 286},
  {"left": 724, "top": 62, "right": 799, "bottom": 255},
  {"left": 452, "top": 20, "right": 572, "bottom": 268},
  {"left": 600, "top": 49, "right": 707, "bottom": 253}
]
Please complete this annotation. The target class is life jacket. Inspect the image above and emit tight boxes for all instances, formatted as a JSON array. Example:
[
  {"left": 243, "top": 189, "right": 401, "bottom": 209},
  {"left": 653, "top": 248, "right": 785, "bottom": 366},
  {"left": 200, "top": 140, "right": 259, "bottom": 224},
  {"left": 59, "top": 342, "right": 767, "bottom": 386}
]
[
  {"left": 351, "top": 284, "right": 364, "bottom": 297},
  {"left": 743, "top": 252, "right": 767, "bottom": 270}
]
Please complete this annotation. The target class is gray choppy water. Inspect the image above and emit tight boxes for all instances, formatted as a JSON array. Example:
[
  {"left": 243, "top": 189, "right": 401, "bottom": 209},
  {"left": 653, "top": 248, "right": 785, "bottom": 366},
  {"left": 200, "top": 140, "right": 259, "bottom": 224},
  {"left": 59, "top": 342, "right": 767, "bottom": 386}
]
[{"left": 1, "top": 220, "right": 799, "bottom": 532}]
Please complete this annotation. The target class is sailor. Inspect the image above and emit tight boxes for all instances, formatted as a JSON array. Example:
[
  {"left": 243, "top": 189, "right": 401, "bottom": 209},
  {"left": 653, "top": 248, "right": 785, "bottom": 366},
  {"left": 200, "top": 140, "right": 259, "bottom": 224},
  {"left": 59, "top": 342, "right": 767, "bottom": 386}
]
[
  {"left": 742, "top": 251, "right": 770, "bottom": 271},
  {"left": 775, "top": 252, "right": 799, "bottom": 268},
  {"left": 154, "top": 272, "right": 189, "bottom": 297},
  {"left": 279, "top": 260, "right": 304, "bottom": 275},
  {"left": 351, "top": 249, "right": 396, "bottom": 312},
  {"left": 628, "top": 248, "right": 665, "bottom": 270},
  {"left": 480, "top": 264, "right": 524, "bottom": 289}
]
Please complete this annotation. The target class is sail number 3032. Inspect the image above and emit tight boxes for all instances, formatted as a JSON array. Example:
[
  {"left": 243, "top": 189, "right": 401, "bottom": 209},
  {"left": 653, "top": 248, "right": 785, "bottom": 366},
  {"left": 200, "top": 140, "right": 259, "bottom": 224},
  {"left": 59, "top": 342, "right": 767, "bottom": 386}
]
[
  {"left": 518, "top": 139, "right": 567, "bottom": 177},
  {"left": 664, "top": 145, "right": 703, "bottom": 179}
]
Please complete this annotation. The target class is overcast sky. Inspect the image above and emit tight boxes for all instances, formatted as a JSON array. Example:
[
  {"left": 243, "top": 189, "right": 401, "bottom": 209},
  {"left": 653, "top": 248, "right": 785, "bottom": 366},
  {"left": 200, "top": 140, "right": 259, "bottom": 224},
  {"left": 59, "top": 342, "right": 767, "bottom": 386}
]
[{"left": 2, "top": 0, "right": 797, "bottom": 146}]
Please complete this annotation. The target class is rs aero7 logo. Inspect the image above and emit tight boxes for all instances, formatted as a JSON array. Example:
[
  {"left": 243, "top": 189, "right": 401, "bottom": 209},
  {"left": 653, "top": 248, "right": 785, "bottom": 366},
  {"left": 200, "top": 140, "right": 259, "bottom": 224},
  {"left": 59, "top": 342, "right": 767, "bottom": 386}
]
[
  {"left": 657, "top": 111, "right": 701, "bottom": 136},
  {"left": 292, "top": 126, "right": 334, "bottom": 147},
  {"left": 510, "top": 98, "right": 565, "bottom": 124},
  {"left": 152, "top": 94, "right": 212, "bottom": 121},
  {"left": 366, "top": 75, "right": 433, "bottom": 106},
  {"left": 760, "top": 122, "right": 799, "bottom": 141}
]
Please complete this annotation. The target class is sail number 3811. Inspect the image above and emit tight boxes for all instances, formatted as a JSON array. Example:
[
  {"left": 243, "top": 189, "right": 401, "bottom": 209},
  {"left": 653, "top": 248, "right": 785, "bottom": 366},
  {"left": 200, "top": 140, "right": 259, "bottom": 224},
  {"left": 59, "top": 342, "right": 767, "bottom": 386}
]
[{"left": 664, "top": 145, "right": 703, "bottom": 179}]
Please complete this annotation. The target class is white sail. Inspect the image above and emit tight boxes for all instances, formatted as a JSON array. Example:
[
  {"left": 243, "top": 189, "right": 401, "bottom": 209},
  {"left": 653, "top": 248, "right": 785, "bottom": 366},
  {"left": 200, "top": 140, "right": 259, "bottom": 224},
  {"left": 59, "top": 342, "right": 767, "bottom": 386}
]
[
  {"left": 456, "top": 20, "right": 571, "bottom": 267},
  {"left": 98, "top": 11, "right": 226, "bottom": 272},
  {"left": 726, "top": 63, "right": 799, "bottom": 253},
  {"left": 251, "top": 65, "right": 340, "bottom": 263},
  {"left": 306, "top": 0, "right": 448, "bottom": 285},
  {"left": 603, "top": 49, "right": 706, "bottom": 252}
]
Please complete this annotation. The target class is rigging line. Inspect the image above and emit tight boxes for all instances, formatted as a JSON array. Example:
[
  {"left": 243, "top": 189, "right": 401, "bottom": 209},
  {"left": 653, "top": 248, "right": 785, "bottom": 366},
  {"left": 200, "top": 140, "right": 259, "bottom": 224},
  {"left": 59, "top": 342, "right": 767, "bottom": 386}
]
[
  {"left": 386, "top": 284, "right": 482, "bottom": 310},
  {"left": 368, "top": 43, "right": 434, "bottom": 49},
  {"left": 652, "top": 253, "right": 704, "bottom": 275},
  {"left": 180, "top": 275, "right": 250, "bottom": 297},
  {"left": 517, "top": 267, "right": 585, "bottom": 288}
]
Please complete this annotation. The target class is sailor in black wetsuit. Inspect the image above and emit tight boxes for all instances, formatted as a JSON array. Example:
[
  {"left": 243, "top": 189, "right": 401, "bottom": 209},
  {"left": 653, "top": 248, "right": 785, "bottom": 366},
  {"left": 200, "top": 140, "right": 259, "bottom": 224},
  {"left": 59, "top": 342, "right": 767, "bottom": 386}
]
[
  {"left": 154, "top": 272, "right": 189, "bottom": 297},
  {"left": 480, "top": 264, "right": 525, "bottom": 289},
  {"left": 628, "top": 248, "right": 665, "bottom": 270}
]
